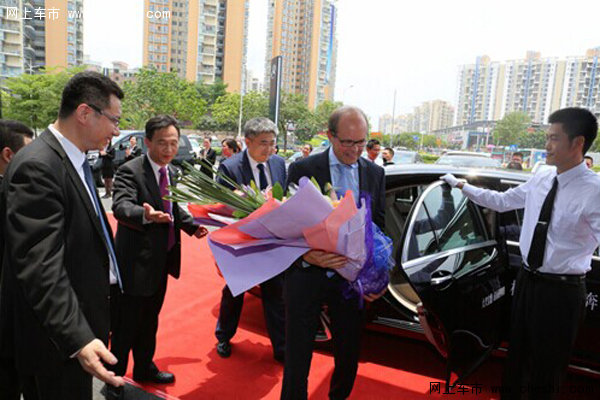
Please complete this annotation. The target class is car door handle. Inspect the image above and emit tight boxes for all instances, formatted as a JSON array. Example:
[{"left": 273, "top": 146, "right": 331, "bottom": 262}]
[{"left": 431, "top": 271, "right": 452, "bottom": 286}]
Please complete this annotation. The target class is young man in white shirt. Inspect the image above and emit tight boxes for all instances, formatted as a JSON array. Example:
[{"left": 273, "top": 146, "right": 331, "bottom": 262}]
[{"left": 442, "top": 107, "right": 600, "bottom": 399}]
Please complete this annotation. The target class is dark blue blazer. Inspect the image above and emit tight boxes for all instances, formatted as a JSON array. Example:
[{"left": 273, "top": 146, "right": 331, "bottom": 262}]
[
  {"left": 286, "top": 148, "right": 385, "bottom": 230},
  {"left": 217, "top": 150, "right": 287, "bottom": 188}
]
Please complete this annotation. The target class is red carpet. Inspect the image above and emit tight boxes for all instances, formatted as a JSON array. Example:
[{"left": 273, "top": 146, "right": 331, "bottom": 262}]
[{"left": 107, "top": 216, "right": 600, "bottom": 399}]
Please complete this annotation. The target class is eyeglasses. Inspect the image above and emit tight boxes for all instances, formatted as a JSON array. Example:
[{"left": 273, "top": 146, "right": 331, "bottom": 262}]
[
  {"left": 332, "top": 134, "right": 366, "bottom": 148},
  {"left": 87, "top": 103, "right": 121, "bottom": 127}
]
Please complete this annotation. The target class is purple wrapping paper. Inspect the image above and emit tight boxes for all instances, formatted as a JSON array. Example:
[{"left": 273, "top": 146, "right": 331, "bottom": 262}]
[{"left": 210, "top": 178, "right": 368, "bottom": 296}]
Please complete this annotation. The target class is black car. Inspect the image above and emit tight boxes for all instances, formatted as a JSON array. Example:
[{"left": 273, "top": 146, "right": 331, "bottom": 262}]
[
  {"left": 362, "top": 164, "right": 600, "bottom": 387},
  {"left": 87, "top": 131, "right": 197, "bottom": 185}
]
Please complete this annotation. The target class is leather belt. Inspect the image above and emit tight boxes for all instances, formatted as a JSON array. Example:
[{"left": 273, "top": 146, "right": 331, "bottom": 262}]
[{"left": 522, "top": 264, "right": 585, "bottom": 284}]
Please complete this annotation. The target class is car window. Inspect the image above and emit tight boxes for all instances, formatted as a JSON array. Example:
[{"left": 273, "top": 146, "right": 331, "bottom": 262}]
[{"left": 406, "top": 183, "right": 487, "bottom": 261}]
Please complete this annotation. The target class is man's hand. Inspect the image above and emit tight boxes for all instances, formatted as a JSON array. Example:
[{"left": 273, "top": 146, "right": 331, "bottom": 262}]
[
  {"left": 363, "top": 287, "right": 387, "bottom": 303},
  {"left": 302, "top": 250, "right": 347, "bottom": 269},
  {"left": 76, "top": 339, "right": 124, "bottom": 387},
  {"left": 143, "top": 203, "right": 172, "bottom": 223},
  {"left": 194, "top": 226, "right": 209, "bottom": 238},
  {"left": 440, "top": 174, "right": 464, "bottom": 189}
]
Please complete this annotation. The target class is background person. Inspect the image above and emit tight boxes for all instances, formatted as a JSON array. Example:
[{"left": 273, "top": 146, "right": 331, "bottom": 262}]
[
  {"left": 200, "top": 137, "right": 217, "bottom": 179},
  {"left": 442, "top": 107, "right": 600, "bottom": 400},
  {"left": 108, "top": 115, "right": 207, "bottom": 397},
  {"left": 0, "top": 71, "right": 126, "bottom": 399},
  {"left": 301, "top": 143, "right": 313, "bottom": 158},
  {"left": 382, "top": 147, "right": 395, "bottom": 166},
  {"left": 124, "top": 136, "right": 141, "bottom": 162},
  {"left": 366, "top": 138, "right": 381, "bottom": 164},
  {"left": 221, "top": 138, "right": 241, "bottom": 160},
  {"left": 0, "top": 120, "right": 34, "bottom": 400},
  {"left": 584, "top": 155, "right": 593, "bottom": 168},
  {"left": 100, "top": 143, "right": 116, "bottom": 198}
]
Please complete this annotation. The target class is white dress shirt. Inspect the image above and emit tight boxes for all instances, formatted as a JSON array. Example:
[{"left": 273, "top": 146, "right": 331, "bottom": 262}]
[
  {"left": 146, "top": 153, "right": 171, "bottom": 189},
  {"left": 48, "top": 124, "right": 118, "bottom": 285},
  {"left": 462, "top": 161, "right": 600, "bottom": 275},
  {"left": 247, "top": 152, "right": 272, "bottom": 188}
]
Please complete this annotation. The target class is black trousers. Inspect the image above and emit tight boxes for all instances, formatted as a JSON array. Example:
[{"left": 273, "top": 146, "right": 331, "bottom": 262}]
[
  {"left": 109, "top": 278, "right": 168, "bottom": 378},
  {"left": 20, "top": 358, "right": 92, "bottom": 400},
  {"left": 215, "top": 273, "right": 286, "bottom": 357},
  {"left": 281, "top": 264, "right": 363, "bottom": 400},
  {"left": 0, "top": 356, "right": 21, "bottom": 400},
  {"left": 501, "top": 269, "right": 586, "bottom": 400}
]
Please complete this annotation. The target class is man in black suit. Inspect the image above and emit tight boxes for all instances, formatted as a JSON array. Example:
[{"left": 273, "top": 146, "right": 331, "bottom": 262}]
[
  {"left": 0, "top": 71, "right": 125, "bottom": 399},
  {"left": 124, "top": 136, "right": 142, "bottom": 162},
  {"left": 214, "top": 117, "right": 287, "bottom": 362},
  {"left": 281, "top": 106, "right": 386, "bottom": 400},
  {"left": 108, "top": 115, "right": 208, "bottom": 396},
  {"left": 0, "top": 120, "right": 34, "bottom": 400},
  {"left": 200, "top": 137, "right": 217, "bottom": 178}
]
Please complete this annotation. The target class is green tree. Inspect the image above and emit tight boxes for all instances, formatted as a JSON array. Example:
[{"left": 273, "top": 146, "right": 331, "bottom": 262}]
[
  {"left": 393, "top": 133, "right": 420, "bottom": 150},
  {"left": 2, "top": 66, "right": 83, "bottom": 133},
  {"left": 493, "top": 112, "right": 531, "bottom": 146},
  {"left": 211, "top": 91, "right": 269, "bottom": 132},
  {"left": 196, "top": 79, "right": 228, "bottom": 107},
  {"left": 518, "top": 129, "right": 546, "bottom": 149},
  {"left": 121, "top": 68, "right": 207, "bottom": 129}
]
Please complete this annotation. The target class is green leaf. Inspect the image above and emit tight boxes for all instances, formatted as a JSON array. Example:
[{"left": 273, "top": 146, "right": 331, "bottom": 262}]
[
  {"left": 232, "top": 210, "right": 249, "bottom": 219},
  {"left": 310, "top": 177, "right": 321, "bottom": 192},
  {"left": 272, "top": 182, "right": 284, "bottom": 201}
]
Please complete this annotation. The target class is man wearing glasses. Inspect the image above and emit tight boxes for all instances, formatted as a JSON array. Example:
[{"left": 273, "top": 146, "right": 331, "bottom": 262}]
[
  {"left": 0, "top": 71, "right": 125, "bottom": 399},
  {"left": 214, "top": 117, "right": 287, "bottom": 363},
  {"left": 282, "top": 106, "right": 386, "bottom": 400}
]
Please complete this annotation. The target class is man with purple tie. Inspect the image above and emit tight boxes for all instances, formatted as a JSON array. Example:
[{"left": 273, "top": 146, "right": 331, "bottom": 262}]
[{"left": 107, "top": 115, "right": 207, "bottom": 399}]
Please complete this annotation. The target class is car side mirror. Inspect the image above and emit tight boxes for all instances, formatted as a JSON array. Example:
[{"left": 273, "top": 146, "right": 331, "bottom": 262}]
[{"left": 119, "top": 143, "right": 126, "bottom": 150}]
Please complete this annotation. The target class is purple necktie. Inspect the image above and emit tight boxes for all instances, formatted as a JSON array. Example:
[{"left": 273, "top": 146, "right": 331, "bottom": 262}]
[{"left": 159, "top": 167, "right": 175, "bottom": 250}]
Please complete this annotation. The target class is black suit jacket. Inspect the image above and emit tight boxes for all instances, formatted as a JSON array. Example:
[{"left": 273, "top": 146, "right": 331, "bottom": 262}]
[
  {"left": 217, "top": 150, "right": 287, "bottom": 188},
  {"left": 124, "top": 145, "right": 142, "bottom": 162},
  {"left": 112, "top": 155, "right": 197, "bottom": 297},
  {"left": 286, "top": 149, "right": 385, "bottom": 229},
  {"left": 0, "top": 130, "right": 115, "bottom": 374},
  {"left": 200, "top": 147, "right": 217, "bottom": 178}
]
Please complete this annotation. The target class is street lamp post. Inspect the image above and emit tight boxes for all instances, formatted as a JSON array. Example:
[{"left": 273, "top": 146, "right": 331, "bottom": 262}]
[{"left": 390, "top": 89, "right": 396, "bottom": 147}]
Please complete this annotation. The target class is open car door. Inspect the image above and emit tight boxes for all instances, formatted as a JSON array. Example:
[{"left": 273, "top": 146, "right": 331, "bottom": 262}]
[{"left": 397, "top": 181, "right": 510, "bottom": 389}]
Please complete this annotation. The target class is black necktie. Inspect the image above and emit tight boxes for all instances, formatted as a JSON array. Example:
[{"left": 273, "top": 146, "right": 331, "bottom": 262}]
[
  {"left": 257, "top": 163, "right": 268, "bottom": 190},
  {"left": 527, "top": 177, "right": 558, "bottom": 270}
]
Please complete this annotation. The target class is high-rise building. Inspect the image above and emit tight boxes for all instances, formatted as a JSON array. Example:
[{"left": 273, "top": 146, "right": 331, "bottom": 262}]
[
  {"left": 455, "top": 55, "right": 502, "bottom": 125},
  {"left": 412, "top": 100, "right": 455, "bottom": 133},
  {"left": 1, "top": 0, "right": 83, "bottom": 82},
  {"left": 143, "top": 0, "right": 248, "bottom": 91},
  {"left": 264, "top": 0, "right": 338, "bottom": 109},
  {"left": 379, "top": 100, "right": 454, "bottom": 135},
  {"left": 560, "top": 48, "right": 600, "bottom": 115},
  {"left": 456, "top": 48, "right": 600, "bottom": 125}
]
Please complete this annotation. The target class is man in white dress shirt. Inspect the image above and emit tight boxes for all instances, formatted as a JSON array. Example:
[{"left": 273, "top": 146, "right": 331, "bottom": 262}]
[{"left": 442, "top": 107, "right": 600, "bottom": 399}]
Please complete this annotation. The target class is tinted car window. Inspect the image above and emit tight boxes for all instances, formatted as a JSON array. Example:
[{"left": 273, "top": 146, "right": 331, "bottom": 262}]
[{"left": 406, "top": 184, "right": 487, "bottom": 261}]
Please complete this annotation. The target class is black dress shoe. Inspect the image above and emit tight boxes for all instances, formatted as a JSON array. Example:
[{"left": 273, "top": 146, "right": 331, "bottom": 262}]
[
  {"left": 133, "top": 370, "right": 175, "bottom": 384},
  {"left": 105, "top": 384, "right": 123, "bottom": 400},
  {"left": 216, "top": 340, "right": 231, "bottom": 358}
]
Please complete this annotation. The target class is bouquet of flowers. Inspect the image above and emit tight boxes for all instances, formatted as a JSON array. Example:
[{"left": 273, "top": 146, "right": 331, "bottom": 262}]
[{"left": 168, "top": 162, "right": 394, "bottom": 302}]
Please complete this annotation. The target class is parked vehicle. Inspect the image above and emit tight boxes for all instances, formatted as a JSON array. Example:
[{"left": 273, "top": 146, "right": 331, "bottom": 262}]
[
  {"left": 87, "top": 130, "right": 196, "bottom": 185},
  {"left": 436, "top": 151, "right": 501, "bottom": 168},
  {"left": 254, "top": 164, "right": 599, "bottom": 386},
  {"left": 391, "top": 150, "right": 424, "bottom": 164},
  {"left": 362, "top": 164, "right": 600, "bottom": 386}
]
